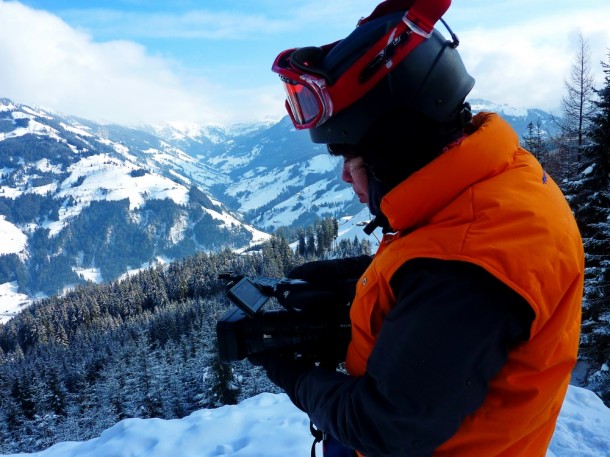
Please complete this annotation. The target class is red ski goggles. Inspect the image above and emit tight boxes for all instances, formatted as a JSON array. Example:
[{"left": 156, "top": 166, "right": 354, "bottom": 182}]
[{"left": 272, "top": 0, "right": 451, "bottom": 129}]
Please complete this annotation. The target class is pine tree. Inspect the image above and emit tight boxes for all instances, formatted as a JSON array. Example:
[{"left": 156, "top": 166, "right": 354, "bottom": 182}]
[
  {"left": 586, "top": 55, "right": 610, "bottom": 184},
  {"left": 560, "top": 33, "right": 597, "bottom": 156},
  {"left": 301, "top": 227, "right": 313, "bottom": 258},
  {"left": 521, "top": 119, "right": 547, "bottom": 162},
  {"left": 11, "top": 378, "right": 37, "bottom": 421},
  {"left": 549, "top": 34, "right": 597, "bottom": 183},
  {"left": 297, "top": 229, "right": 307, "bottom": 257},
  {"left": 46, "top": 369, "right": 68, "bottom": 417},
  {"left": 200, "top": 356, "right": 240, "bottom": 408},
  {"left": 0, "top": 218, "right": 380, "bottom": 449},
  {"left": 574, "top": 50, "right": 610, "bottom": 405},
  {"left": 261, "top": 234, "right": 296, "bottom": 277}
]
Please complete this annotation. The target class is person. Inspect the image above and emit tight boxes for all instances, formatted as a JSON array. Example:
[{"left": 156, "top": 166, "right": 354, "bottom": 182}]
[{"left": 252, "top": 0, "right": 585, "bottom": 455}]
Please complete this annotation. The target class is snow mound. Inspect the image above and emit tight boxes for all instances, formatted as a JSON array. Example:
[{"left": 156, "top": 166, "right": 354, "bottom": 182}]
[{"left": 3, "top": 386, "right": 610, "bottom": 457}]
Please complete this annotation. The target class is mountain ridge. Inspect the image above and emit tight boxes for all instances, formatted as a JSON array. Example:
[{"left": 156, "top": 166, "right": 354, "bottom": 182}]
[
  {"left": 0, "top": 97, "right": 558, "bottom": 318},
  {"left": 0, "top": 98, "right": 268, "bottom": 317}
]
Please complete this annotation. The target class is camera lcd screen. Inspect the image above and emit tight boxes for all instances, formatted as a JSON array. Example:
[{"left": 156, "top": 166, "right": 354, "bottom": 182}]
[{"left": 228, "top": 277, "right": 269, "bottom": 317}]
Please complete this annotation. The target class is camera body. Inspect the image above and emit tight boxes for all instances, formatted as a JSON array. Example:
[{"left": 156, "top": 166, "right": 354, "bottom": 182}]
[{"left": 217, "top": 273, "right": 354, "bottom": 365}]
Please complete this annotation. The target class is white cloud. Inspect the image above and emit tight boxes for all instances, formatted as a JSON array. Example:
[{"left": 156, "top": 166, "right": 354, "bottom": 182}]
[
  {"left": 456, "top": 7, "right": 610, "bottom": 112},
  {"left": 0, "top": 2, "right": 252, "bottom": 125},
  {"left": 0, "top": 1, "right": 608, "bottom": 126}
]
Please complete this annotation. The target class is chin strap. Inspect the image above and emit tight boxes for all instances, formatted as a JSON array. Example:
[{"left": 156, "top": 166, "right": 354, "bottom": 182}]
[{"left": 363, "top": 216, "right": 382, "bottom": 235}]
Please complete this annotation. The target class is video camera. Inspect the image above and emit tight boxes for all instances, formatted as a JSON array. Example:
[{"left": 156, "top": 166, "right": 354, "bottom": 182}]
[{"left": 216, "top": 273, "right": 354, "bottom": 366}]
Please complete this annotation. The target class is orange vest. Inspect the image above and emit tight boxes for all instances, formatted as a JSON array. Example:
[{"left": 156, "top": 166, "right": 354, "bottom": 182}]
[{"left": 346, "top": 113, "right": 584, "bottom": 456}]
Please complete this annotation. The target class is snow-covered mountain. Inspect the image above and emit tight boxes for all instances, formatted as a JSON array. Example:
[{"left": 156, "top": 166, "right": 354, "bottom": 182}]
[
  {"left": 203, "top": 117, "right": 361, "bottom": 230},
  {"left": 0, "top": 98, "right": 269, "bottom": 313},
  {"left": 149, "top": 98, "right": 558, "bottom": 232},
  {"left": 469, "top": 98, "right": 558, "bottom": 136},
  {"left": 0, "top": 96, "right": 558, "bottom": 316},
  {"left": 143, "top": 117, "right": 361, "bottom": 231}
]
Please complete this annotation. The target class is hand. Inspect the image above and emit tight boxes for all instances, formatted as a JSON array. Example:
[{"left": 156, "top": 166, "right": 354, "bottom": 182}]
[
  {"left": 288, "top": 256, "right": 372, "bottom": 283},
  {"left": 286, "top": 258, "right": 366, "bottom": 314},
  {"left": 248, "top": 351, "right": 316, "bottom": 403}
]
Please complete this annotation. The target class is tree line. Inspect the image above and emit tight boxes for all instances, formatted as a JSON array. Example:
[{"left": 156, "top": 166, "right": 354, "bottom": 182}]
[{"left": 539, "top": 37, "right": 610, "bottom": 405}]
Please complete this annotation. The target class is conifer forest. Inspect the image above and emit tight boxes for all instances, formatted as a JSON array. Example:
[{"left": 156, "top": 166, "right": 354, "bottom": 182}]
[{"left": 0, "top": 220, "right": 371, "bottom": 452}]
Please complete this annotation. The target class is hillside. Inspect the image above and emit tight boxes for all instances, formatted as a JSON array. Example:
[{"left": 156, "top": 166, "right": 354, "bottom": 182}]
[
  {"left": 0, "top": 99, "right": 267, "bottom": 309},
  {"left": 0, "top": 97, "right": 559, "bottom": 310}
]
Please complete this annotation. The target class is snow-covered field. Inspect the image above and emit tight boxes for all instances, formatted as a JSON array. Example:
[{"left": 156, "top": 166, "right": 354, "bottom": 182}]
[
  {"left": 3, "top": 385, "right": 609, "bottom": 457},
  {"left": 0, "top": 282, "right": 31, "bottom": 324},
  {"left": 0, "top": 216, "right": 27, "bottom": 256}
]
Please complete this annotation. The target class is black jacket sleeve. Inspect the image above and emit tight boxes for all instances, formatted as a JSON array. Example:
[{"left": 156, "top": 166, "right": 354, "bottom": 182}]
[{"left": 289, "top": 258, "right": 534, "bottom": 457}]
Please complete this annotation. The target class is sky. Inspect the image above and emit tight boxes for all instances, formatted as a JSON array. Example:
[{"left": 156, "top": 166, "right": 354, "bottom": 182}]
[
  {"left": 3, "top": 387, "right": 610, "bottom": 457},
  {"left": 1, "top": 0, "right": 609, "bottom": 126}
]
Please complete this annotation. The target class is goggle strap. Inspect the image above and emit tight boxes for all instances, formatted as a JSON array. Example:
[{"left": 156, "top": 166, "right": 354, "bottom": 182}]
[
  {"left": 329, "top": 18, "right": 424, "bottom": 113},
  {"left": 329, "top": 0, "right": 451, "bottom": 114},
  {"left": 406, "top": 0, "right": 451, "bottom": 36},
  {"left": 272, "top": 0, "right": 452, "bottom": 129},
  {"left": 289, "top": 45, "right": 336, "bottom": 84},
  {"left": 358, "top": 0, "right": 416, "bottom": 26}
]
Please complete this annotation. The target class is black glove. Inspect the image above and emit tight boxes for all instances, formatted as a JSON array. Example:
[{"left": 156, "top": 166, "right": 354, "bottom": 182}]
[
  {"left": 286, "top": 257, "right": 368, "bottom": 315},
  {"left": 248, "top": 351, "right": 315, "bottom": 407},
  {"left": 283, "top": 288, "right": 346, "bottom": 313},
  {"left": 288, "top": 256, "right": 372, "bottom": 283}
]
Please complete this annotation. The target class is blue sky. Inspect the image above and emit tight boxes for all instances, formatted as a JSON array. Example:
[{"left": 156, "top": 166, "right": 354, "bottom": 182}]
[{"left": 1, "top": 0, "right": 609, "bottom": 126}]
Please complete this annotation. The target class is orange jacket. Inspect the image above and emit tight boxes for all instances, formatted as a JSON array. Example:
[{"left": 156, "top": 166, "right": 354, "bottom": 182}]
[{"left": 346, "top": 113, "right": 584, "bottom": 455}]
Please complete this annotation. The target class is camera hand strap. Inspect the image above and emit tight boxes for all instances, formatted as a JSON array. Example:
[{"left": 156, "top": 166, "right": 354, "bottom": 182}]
[{"left": 310, "top": 421, "right": 326, "bottom": 457}]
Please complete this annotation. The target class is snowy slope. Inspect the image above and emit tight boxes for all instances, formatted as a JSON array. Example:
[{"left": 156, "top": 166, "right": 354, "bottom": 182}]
[
  {"left": 0, "top": 95, "right": 560, "bottom": 313},
  {"left": 469, "top": 98, "right": 557, "bottom": 137},
  {"left": 3, "top": 386, "right": 608, "bottom": 457},
  {"left": 179, "top": 98, "right": 558, "bottom": 231},
  {"left": 188, "top": 116, "right": 361, "bottom": 231},
  {"left": 0, "top": 282, "right": 31, "bottom": 323},
  {"left": 0, "top": 98, "right": 270, "bottom": 308},
  {"left": 0, "top": 215, "right": 27, "bottom": 256},
  {"left": 0, "top": 99, "right": 254, "bottom": 236}
]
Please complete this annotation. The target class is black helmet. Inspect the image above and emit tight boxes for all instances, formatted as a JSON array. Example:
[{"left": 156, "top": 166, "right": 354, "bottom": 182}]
[
  {"left": 272, "top": 1, "right": 475, "bottom": 233},
  {"left": 309, "top": 10, "right": 475, "bottom": 146}
]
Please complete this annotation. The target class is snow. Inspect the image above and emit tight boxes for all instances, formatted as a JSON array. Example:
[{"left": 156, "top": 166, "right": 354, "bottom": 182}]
[
  {"left": 117, "top": 258, "right": 170, "bottom": 282},
  {"left": 253, "top": 177, "right": 343, "bottom": 227},
  {"left": 546, "top": 386, "right": 610, "bottom": 456},
  {"left": 226, "top": 154, "right": 340, "bottom": 220},
  {"left": 469, "top": 98, "right": 529, "bottom": 117},
  {"left": 228, "top": 166, "right": 298, "bottom": 213},
  {"left": 335, "top": 208, "right": 383, "bottom": 249},
  {"left": 39, "top": 153, "right": 192, "bottom": 236},
  {"left": 0, "top": 116, "right": 62, "bottom": 142},
  {"left": 0, "top": 282, "right": 31, "bottom": 324},
  {"left": 0, "top": 100, "right": 16, "bottom": 112},
  {"left": 0, "top": 216, "right": 27, "bottom": 255},
  {"left": 72, "top": 267, "right": 104, "bottom": 283},
  {"left": 34, "top": 159, "right": 62, "bottom": 174},
  {"left": 59, "top": 122, "right": 93, "bottom": 138},
  {"left": 2, "top": 386, "right": 608, "bottom": 457},
  {"left": 305, "top": 154, "right": 339, "bottom": 174}
]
